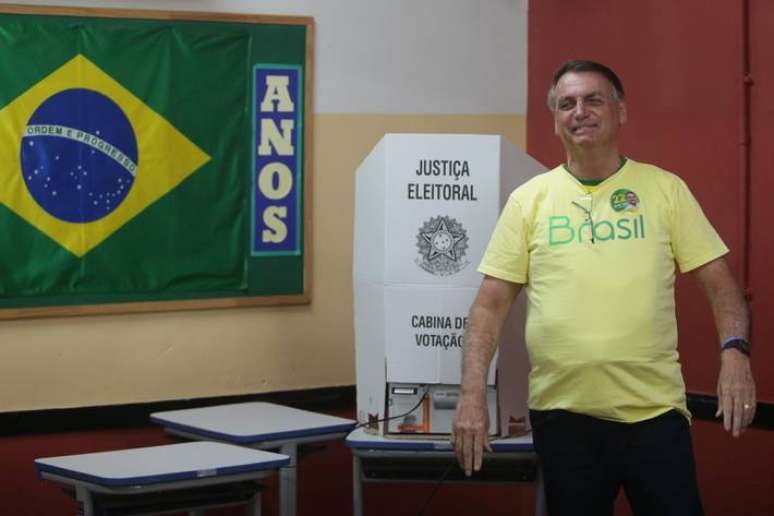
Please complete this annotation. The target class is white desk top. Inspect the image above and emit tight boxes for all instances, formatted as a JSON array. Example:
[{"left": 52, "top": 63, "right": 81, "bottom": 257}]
[
  {"left": 151, "top": 402, "right": 356, "bottom": 444},
  {"left": 345, "top": 427, "right": 533, "bottom": 452},
  {"left": 35, "top": 441, "right": 289, "bottom": 488}
]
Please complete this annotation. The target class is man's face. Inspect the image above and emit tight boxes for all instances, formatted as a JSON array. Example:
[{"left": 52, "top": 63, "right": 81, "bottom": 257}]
[{"left": 553, "top": 71, "right": 626, "bottom": 150}]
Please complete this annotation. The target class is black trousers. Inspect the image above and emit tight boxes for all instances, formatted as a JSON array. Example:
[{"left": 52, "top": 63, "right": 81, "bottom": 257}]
[{"left": 530, "top": 409, "right": 704, "bottom": 516}]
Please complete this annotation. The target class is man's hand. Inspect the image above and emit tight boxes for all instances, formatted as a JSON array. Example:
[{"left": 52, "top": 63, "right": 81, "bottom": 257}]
[
  {"left": 451, "top": 393, "right": 491, "bottom": 476},
  {"left": 716, "top": 349, "right": 756, "bottom": 437},
  {"left": 692, "top": 258, "right": 754, "bottom": 438},
  {"left": 451, "top": 275, "right": 521, "bottom": 476}
]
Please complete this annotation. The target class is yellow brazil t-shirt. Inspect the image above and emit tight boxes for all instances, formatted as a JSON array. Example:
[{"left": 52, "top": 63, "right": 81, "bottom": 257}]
[{"left": 478, "top": 159, "right": 728, "bottom": 423}]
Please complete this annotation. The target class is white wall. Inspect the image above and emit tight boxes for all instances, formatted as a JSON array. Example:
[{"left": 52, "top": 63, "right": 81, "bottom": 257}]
[{"left": 4, "top": 0, "right": 527, "bottom": 113}]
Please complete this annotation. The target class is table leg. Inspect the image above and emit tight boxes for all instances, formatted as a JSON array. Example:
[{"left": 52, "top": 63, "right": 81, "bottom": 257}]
[
  {"left": 352, "top": 454, "right": 363, "bottom": 516},
  {"left": 248, "top": 491, "right": 262, "bottom": 516},
  {"left": 280, "top": 443, "right": 297, "bottom": 516},
  {"left": 534, "top": 461, "right": 547, "bottom": 516},
  {"left": 75, "top": 486, "right": 94, "bottom": 516}
]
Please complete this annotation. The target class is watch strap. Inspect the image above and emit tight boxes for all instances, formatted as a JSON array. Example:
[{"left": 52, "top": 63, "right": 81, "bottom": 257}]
[{"left": 721, "top": 337, "right": 751, "bottom": 357}]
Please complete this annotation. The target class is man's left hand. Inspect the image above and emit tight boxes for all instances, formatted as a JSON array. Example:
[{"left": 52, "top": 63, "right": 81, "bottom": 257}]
[{"left": 716, "top": 348, "right": 756, "bottom": 437}]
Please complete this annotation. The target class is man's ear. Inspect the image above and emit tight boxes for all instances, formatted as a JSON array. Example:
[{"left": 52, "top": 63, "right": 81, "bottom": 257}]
[{"left": 618, "top": 100, "right": 627, "bottom": 125}]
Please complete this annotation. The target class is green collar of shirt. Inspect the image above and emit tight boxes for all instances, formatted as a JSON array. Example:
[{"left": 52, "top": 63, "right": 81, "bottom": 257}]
[{"left": 563, "top": 157, "right": 628, "bottom": 186}]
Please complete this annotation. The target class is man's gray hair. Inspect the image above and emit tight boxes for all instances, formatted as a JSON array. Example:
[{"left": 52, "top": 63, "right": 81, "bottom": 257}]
[{"left": 547, "top": 60, "right": 625, "bottom": 111}]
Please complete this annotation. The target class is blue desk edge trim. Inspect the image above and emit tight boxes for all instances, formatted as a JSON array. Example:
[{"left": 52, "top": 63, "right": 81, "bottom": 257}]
[
  {"left": 34, "top": 457, "right": 290, "bottom": 488},
  {"left": 345, "top": 438, "right": 532, "bottom": 452},
  {"left": 150, "top": 417, "right": 356, "bottom": 444}
]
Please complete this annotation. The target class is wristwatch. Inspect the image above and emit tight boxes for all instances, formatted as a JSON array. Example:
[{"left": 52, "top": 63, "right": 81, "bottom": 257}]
[{"left": 721, "top": 337, "right": 751, "bottom": 357}]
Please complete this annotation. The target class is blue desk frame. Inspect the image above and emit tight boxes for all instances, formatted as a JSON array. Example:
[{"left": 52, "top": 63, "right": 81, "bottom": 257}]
[
  {"left": 151, "top": 402, "right": 356, "bottom": 516},
  {"left": 35, "top": 441, "right": 290, "bottom": 516}
]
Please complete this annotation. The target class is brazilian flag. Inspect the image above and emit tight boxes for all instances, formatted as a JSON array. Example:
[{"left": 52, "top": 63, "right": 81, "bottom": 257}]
[{"left": 0, "top": 9, "right": 309, "bottom": 311}]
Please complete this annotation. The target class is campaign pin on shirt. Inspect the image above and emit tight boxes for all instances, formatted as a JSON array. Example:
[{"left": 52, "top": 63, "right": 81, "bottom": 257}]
[{"left": 611, "top": 188, "right": 640, "bottom": 212}]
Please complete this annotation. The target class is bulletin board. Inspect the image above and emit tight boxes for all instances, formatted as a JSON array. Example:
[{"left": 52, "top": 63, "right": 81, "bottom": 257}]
[{"left": 0, "top": 4, "right": 313, "bottom": 318}]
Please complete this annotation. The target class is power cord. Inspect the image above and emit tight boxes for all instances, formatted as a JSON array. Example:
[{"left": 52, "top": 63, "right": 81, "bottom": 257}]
[
  {"left": 352, "top": 385, "right": 431, "bottom": 431},
  {"left": 416, "top": 459, "right": 455, "bottom": 516},
  {"left": 353, "top": 386, "right": 504, "bottom": 515},
  {"left": 414, "top": 433, "right": 513, "bottom": 516}
]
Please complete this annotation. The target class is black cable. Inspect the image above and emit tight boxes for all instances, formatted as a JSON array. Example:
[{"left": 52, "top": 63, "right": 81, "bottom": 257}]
[
  {"left": 352, "top": 385, "right": 431, "bottom": 431},
  {"left": 413, "top": 431, "right": 515, "bottom": 516},
  {"left": 416, "top": 459, "right": 455, "bottom": 516},
  {"left": 351, "top": 387, "right": 516, "bottom": 515}
]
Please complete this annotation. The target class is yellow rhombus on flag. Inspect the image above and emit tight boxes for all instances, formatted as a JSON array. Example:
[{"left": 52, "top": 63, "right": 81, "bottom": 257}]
[{"left": 0, "top": 54, "right": 210, "bottom": 257}]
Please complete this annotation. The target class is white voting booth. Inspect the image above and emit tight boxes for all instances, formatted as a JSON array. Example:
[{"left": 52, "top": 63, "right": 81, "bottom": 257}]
[{"left": 353, "top": 134, "right": 544, "bottom": 437}]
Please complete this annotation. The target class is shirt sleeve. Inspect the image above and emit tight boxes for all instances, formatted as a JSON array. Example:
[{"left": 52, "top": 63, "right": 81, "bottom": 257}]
[
  {"left": 477, "top": 193, "right": 529, "bottom": 284},
  {"left": 670, "top": 177, "right": 728, "bottom": 273}
]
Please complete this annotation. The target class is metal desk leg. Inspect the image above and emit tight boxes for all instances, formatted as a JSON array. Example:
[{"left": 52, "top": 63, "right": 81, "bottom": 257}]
[
  {"left": 248, "top": 492, "right": 262, "bottom": 516},
  {"left": 534, "top": 462, "right": 547, "bottom": 516},
  {"left": 352, "top": 454, "right": 363, "bottom": 516},
  {"left": 75, "top": 485, "right": 94, "bottom": 516},
  {"left": 280, "top": 443, "right": 298, "bottom": 516}
]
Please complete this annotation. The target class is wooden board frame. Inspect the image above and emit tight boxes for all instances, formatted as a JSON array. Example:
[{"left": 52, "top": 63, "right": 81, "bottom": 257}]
[{"left": 0, "top": 4, "right": 314, "bottom": 319}]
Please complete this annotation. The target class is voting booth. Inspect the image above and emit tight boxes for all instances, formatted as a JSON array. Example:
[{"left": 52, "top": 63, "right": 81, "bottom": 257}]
[{"left": 353, "top": 134, "right": 544, "bottom": 437}]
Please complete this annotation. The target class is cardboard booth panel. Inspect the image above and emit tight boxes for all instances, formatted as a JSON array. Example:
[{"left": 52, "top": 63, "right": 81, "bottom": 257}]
[
  {"left": 384, "top": 285, "right": 497, "bottom": 385},
  {"left": 384, "top": 134, "right": 503, "bottom": 287},
  {"left": 499, "top": 139, "right": 547, "bottom": 207},
  {"left": 353, "top": 280, "right": 387, "bottom": 428},
  {"left": 495, "top": 294, "right": 531, "bottom": 435},
  {"left": 352, "top": 137, "right": 387, "bottom": 284}
]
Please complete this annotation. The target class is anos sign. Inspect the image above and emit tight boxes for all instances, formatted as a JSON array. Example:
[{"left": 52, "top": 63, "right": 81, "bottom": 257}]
[{"left": 253, "top": 65, "right": 304, "bottom": 256}]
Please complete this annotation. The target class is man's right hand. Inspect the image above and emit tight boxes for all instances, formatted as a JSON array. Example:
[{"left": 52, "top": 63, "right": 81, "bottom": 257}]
[
  {"left": 451, "top": 393, "right": 492, "bottom": 476},
  {"left": 451, "top": 276, "right": 521, "bottom": 477}
]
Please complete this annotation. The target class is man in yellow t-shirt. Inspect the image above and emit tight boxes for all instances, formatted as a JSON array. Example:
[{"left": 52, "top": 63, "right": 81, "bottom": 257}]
[{"left": 451, "top": 60, "right": 756, "bottom": 516}]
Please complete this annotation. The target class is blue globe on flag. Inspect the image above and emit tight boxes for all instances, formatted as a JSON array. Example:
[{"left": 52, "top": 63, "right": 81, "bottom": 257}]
[{"left": 20, "top": 88, "right": 138, "bottom": 223}]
